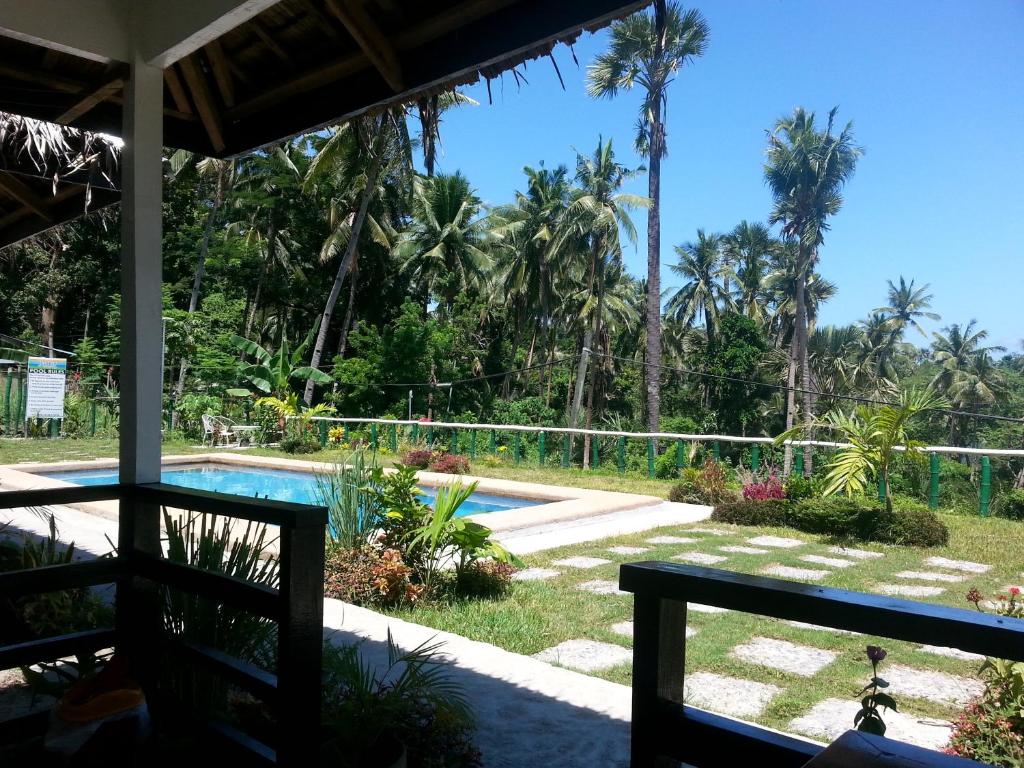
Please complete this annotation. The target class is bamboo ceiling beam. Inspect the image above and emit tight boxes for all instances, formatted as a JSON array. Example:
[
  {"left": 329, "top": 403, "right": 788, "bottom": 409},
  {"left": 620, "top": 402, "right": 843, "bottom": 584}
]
[
  {"left": 325, "top": 0, "right": 403, "bottom": 92},
  {"left": 164, "top": 66, "right": 193, "bottom": 114},
  {"left": 0, "top": 174, "right": 53, "bottom": 222},
  {"left": 204, "top": 40, "right": 235, "bottom": 108},
  {"left": 252, "top": 19, "right": 293, "bottom": 67},
  {"left": 178, "top": 57, "right": 226, "bottom": 153},
  {"left": 56, "top": 77, "right": 124, "bottom": 124}
]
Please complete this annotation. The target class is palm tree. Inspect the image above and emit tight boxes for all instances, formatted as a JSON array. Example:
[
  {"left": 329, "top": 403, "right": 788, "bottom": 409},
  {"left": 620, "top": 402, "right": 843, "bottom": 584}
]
[
  {"left": 666, "top": 230, "right": 728, "bottom": 351},
  {"left": 724, "top": 221, "right": 777, "bottom": 325},
  {"left": 931, "top": 321, "right": 1006, "bottom": 444},
  {"left": 875, "top": 276, "right": 940, "bottom": 340},
  {"left": 588, "top": 1, "right": 710, "bottom": 433},
  {"left": 396, "top": 172, "right": 494, "bottom": 316},
  {"left": 764, "top": 106, "right": 862, "bottom": 475}
]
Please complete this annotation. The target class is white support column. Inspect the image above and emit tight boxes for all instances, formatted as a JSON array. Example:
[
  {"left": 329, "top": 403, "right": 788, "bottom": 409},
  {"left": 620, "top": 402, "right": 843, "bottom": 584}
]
[{"left": 119, "top": 54, "right": 164, "bottom": 485}]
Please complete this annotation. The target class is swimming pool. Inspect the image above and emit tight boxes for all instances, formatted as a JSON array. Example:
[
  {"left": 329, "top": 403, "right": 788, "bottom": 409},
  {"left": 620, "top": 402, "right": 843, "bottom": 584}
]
[{"left": 43, "top": 464, "right": 540, "bottom": 517}]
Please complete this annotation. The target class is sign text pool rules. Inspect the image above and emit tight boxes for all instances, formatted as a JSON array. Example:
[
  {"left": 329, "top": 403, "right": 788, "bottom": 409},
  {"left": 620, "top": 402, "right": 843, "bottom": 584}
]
[{"left": 25, "top": 357, "right": 67, "bottom": 420}]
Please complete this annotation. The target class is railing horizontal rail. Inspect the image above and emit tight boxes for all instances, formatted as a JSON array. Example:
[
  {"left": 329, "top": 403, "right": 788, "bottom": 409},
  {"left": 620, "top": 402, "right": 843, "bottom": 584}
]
[
  {"left": 165, "top": 637, "right": 278, "bottom": 703},
  {"left": 308, "top": 416, "right": 1024, "bottom": 457},
  {"left": 0, "top": 483, "right": 122, "bottom": 509},
  {"left": 132, "top": 484, "right": 326, "bottom": 529},
  {"left": 0, "top": 628, "right": 115, "bottom": 670},
  {"left": 620, "top": 562, "right": 1024, "bottom": 660},
  {"left": 134, "top": 553, "right": 281, "bottom": 620},
  {"left": 0, "top": 558, "right": 122, "bottom": 597}
]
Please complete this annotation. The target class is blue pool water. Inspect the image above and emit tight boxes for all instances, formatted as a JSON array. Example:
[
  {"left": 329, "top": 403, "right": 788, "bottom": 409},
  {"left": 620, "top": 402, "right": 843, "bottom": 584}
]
[{"left": 43, "top": 465, "right": 539, "bottom": 516}]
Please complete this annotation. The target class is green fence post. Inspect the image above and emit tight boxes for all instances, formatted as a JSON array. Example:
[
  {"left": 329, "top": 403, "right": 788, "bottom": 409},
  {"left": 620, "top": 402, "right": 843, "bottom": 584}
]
[
  {"left": 794, "top": 447, "right": 804, "bottom": 476},
  {"left": 750, "top": 444, "right": 761, "bottom": 473},
  {"left": 877, "top": 474, "right": 886, "bottom": 503},
  {"left": 514, "top": 432, "right": 521, "bottom": 465},
  {"left": 389, "top": 423, "right": 398, "bottom": 452},
  {"left": 617, "top": 436, "right": 626, "bottom": 474},
  {"left": 4, "top": 372, "right": 12, "bottom": 431},
  {"left": 676, "top": 439, "right": 686, "bottom": 470},
  {"left": 538, "top": 431, "right": 545, "bottom": 466},
  {"left": 411, "top": 423, "right": 419, "bottom": 443},
  {"left": 979, "top": 456, "right": 991, "bottom": 517},
  {"left": 928, "top": 452, "right": 940, "bottom": 510},
  {"left": 426, "top": 426, "right": 432, "bottom": 446},
  {"left": 712, "top": 441, "right": 720, "bottom": 462},
  {"left": 318, "top": 420, "right": 328, "bottom": 447},
  {"left": 489, "top": 429, "right": 496, "bottom": 455},
  {"left": 451, "top": 429, "right": 459, "bottom": 455},
  {"left": 562, "top": 434, "right": 570, "bottom": 468},
  {"left": 90, "top": 396, "right": 97, "bottom": 437},
  {"left": 647, "top": 438, "right": 656, "bottom": 478},
  {"left": 470, "top": 430, "right": 478, "bottom": 459},
  {"left": 590, "top": 436, "right": 599, "bottom": 470},
  {"left": 343, "top": 422, "right": 350, "bottom": 442},
  {"left": 370, "top": 423, "right": 378, "bottom": 450}
]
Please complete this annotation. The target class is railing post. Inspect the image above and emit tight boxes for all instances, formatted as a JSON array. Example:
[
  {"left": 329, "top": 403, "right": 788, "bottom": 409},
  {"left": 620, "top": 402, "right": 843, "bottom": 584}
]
[
  {"left": 929, "top": 452, "right": 940, "bottom": 510},
  {"left": 562, "top": 434, "right": 570, "bottom": 468},
  {"left": 389, "top": 423, "right": 398, "bottom": 452},
  {"left": 489, "top": 429, "right": 497, "bottom": 455},
  {"left": 2, "top": 372, "right": 10, "bottom": 431},
  {"left": 426, "top": 425, "right": 433, "bottom": 446},
  {"left": 538, "top": 431, "right": 545, "bottom": 466},
  {"left": 617, "top": 436, "right": 626, "bottom": 474},
  {"left": 451, "top": 429, "right": 459, "bottom": 455},
  {"left": 470, "top": 430, "right": 478, "bottom": 459},
  {"left": 712, "top": 441, "right": 720, "bottom": 462},
  {"left": 514, "top": 432, "right": 521, "bottom": 465},
  {"left": 276, "top": 516, "right": 326, "bottom": 767},
  {"left": 980, "top": 455, "right": 991, "bottom": 517},
  {"left": 631, "top": 593, "right": 687, "bottom": 768},
  {"left": 411, "top": 423, "right": 419, "bottom": 443},
  {"left": 676, "top": 439, "right": 686, "bottom": 470},
  {"left": 877, "top": 473, "right": 886, "bottom": 503},
  {"left": 750, "top": 444, "right": 761, "bottom": 473},
  {"left": 343, "top": 422, "right": 350, "bottom": 442},
  {"left": 794, "top": 447, "right": 804, "bottom": 476},
  {"left": 318, "top": 420, "right": 328, "bottom": 447},
  {"left": 591, "top": 435, "right": 600, "bottom": 470},
  {"left": 91, "top": 391, "right": 97, "bottom": 436},
  {"left": 647, "top": 438, "right": 655, "bottom": 478},
  {"left": 370, "top": 422, "right": 378, "bottom": 450}
]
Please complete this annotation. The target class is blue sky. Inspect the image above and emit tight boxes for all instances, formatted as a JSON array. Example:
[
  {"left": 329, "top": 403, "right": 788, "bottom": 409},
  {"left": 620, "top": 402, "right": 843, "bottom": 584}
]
[{"left": 425, "top": 0, "right": 1023, "bottom": 351}]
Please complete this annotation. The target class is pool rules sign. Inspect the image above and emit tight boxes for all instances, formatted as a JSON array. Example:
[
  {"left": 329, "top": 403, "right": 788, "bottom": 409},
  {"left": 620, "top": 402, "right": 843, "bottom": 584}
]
[{"left": 25, "top": 357, "right": 67, "bottom": 420}]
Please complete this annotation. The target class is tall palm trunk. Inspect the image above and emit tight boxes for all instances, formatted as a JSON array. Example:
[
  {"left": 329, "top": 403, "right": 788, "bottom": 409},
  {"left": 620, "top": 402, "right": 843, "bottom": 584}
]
[
  {"left": 582, "top": 273, "right": 607, "bottom": 469},
  {"left": 570, "top": 239, "right": 602, "bottom": 450},
  {"left": 244, "top": 218, "right": 275, "bottom": 341},
  {"left": 645, "top": 116, "right": 664, "bottom": 433},
  {"left": 794, "top": 247, "right": 813, "bottom": 476},
  {"left": 174, "top": 165, "right": 226, "bottom": 417},
  {"left": 335, "top": 255, "right": 359, "bottom": 359},
  {"left": 303, "top": 132, "right": 385, "bottom": 405},
  {"left": 782, "top": 348, "right": 798, "bottom": 475}
]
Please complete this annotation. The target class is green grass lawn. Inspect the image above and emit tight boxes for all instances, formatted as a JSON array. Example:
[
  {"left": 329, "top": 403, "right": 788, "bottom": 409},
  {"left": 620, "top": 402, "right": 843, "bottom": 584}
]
[{"left": 383, "top": 513, "right": 1021, "bottom": 735}]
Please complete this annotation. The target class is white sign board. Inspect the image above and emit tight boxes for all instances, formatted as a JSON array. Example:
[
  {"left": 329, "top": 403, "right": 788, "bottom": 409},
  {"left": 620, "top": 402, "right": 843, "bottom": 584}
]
[{"left": 25, "top": 357, "right": 67, "bottom": 419}]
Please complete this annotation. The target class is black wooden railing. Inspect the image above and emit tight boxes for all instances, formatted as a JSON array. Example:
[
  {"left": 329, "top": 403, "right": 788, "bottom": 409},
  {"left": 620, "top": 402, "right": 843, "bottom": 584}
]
[
  {"left": 620, "top": 562, "right": 1024, "bottom": 768},
  {"left": 0, "top": 483, "right": 326, "bottom": 766}
]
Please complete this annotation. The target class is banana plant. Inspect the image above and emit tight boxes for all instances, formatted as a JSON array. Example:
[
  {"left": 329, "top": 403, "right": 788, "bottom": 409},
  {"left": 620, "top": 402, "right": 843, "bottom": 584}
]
[{"left": 232, "top": 324, "right": 332, "bottom": 397}]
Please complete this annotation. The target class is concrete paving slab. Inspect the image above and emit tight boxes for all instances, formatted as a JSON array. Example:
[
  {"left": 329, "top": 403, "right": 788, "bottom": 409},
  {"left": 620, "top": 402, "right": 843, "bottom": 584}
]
[
  {"left": 672, "top": 551, "right": 728, "bottom": 565},
  {"left": 924, "top": 556, "right": 991, "bottom": 574},
  {"left": 552, "top": 556, "right": 612, "bottom": 569},
  {"left": 513, "top": 567, "right": 561, "bottom": 581},
  {"left": 534, "top": 640, "right": 633, "bottom": 673},
  {"left": 731, "top": 637, "right": 838, "bottom": 677},
  {"left": 874, "top": 584, "right": 946, "bottom": 598},
  {"left": 800, "top": 554, "right": 857, "bottom": 568},
  {"left": 828, "top": 546, "right": 884, "bottom": 560},
  {"left": 684, "top": 672, "right": 782, "bottom": 719},
  {"left": 789, "top": 698, "right": 951, "bottom": 751},
  {"left": 748, "top": 535, "right": 804, "bottom": 548},
  {"left": 762, "top": 565, "right": 830, "bottom": 581}
]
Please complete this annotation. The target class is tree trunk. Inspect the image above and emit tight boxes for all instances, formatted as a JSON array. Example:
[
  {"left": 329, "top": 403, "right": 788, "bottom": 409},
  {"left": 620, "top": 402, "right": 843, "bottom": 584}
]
[
  {"left": 782, "top": 349, "right": 798, "bottom": 475},
  {"left": 335, "top": 256, "right": 359, "bottom": 360},
  {"left": 303, "top": 134, "right": 385, "bottom": 405},
  {"left": 582, "top": 273, "right": 607, "bottom": 469},
  {"left": 645, "top": 118, "right": 664, "bottom": 434},
  {"left": 244, "top": 217, "right": 275, "bottom": 341},
  {"left": 794, "top": 244, "right": 813, "bottom": 477}
]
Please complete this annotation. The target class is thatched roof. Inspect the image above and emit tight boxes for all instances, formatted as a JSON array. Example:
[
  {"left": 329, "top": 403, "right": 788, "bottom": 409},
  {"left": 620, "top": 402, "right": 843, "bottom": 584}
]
[
  {"left": 0, "top": 112, "right": 120, "bottom": 248},
  {"left": 0, "top": 0, "right": 648, "bottom": 158}
]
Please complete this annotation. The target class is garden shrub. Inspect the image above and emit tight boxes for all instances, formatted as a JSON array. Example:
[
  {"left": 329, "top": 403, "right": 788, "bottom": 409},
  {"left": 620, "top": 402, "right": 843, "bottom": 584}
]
[
  {"left": 323, "top": 546, "right": 424, "bottom": 607},
  {"left": 654, "top": 442, "right": 681, "bottom": 479},
  {"left": 996, "top": 489, "right": 1024, "bottom": 521},
  {"left": 742, "top": 474, "right": 785, "bottom": 501},
  {"left": 710, "top": 498, "right": 792, "bottom": 527},
  {"left": 452, "top": 560, "right": 517, "bottom": 598},
  {"left": 784, "top": 475, "right": 815, "bottom": 501},
  {"left": 402, "top": 449, "right": 434, "bottom": 469},
  {"left": 280, "top": 433, "right": 320, "bottom": 454},
  {"left": 429, "top": 453, "right": 470, "bottom": 474},
  {"left": 669, "top": 460, "right": 735, "bottom": 505}
]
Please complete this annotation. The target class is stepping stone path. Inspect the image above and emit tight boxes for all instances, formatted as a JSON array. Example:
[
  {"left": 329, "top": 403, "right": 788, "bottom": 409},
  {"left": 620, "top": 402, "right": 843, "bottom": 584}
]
[
  {"left": 800, "top": 554, "right": 857, "bottom": 568},
  {"left": 874, "top": 584, "right": 946, "bottom": 597},
  {"left": 925, "top": 556, "right": 991, "bottom": 574},
  {"left": 731, "top": 637, "right": 838, "bottom": 677},
  {"left": 685, "top": 527, "right": 729, "bottom": 536},
  {"left": 552, "top": 556, "right": 612, "bottom": 569},
  {"left": 577, "top": 580, "right": 627, "bottom": 596},
  {"left": 646, "top": 536, "right": 699, "bottom": 545},
  {"left": 828, "top": 546, "right": 883, "bottom": 560},
  {"left": 784, "top": 620, "right": 861, "bottom": 636},
  {"left": 513, "top": 567, "right": 560, "bottom": 581},
  {"left": 689, "top": 603, "right": 729, "bottom": 614},
  {"left": 762, "top": 565, "right": 830, "bottom": 581},
  {"left": 789, "top": 698, "right": 951, "bottom": 751},
  {"left": 606, "top": 546, "right": 649, "bottom": 556},
  {"left": 720, "top": 545, "right": 769, "bottom": 555},
  {"left": 919, "top": 645, "right": 985, "bottom": 662},
  {"left": 883, "top": 664, "right": 984, "bottom": 706},
  {"left": 534, "top": 639, "right": 632, "bottom": 672},
  {"left": 684, "top": 672, "right": 782, "bottom": 719},
  {"left": 672, "top": 552, "right": 727, "bottom": 565},
  {"left": 611, "top": 620, "right": 695, "bottom": 639},
  {"left": 748, "top": 535, "right": 804, "bottom": 548},
  {"left": 895, "top": 570, "right": 966, "bottom": 583}
]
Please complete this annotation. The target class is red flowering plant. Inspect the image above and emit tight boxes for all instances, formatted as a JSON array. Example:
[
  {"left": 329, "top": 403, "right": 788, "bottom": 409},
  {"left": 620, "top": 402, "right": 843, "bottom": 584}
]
[
  {"left": 854, "top": 645, "right": 898, "bottom": 735},
  {"left": 742, "top": 473, "right": 786, "bottom": 501}
]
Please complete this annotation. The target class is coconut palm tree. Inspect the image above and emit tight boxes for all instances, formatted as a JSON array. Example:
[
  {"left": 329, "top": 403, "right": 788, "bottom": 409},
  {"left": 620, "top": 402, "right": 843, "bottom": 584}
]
[
  {"left": 666, "top": 229, "right": 728, "bottom": 351},
  {"left": 875, "top": 276, "right": 940, "bottom": 340},
  {"left": 724, "top": 221, "right": 777, "bottom": 325},
  {"left": 396, "top": 172, "right": 494, "bottom": 316},
  {"left": 931, "top": 321, "right": 1006, "bottom": 444},
  {"left": 587, "top": 1, "right": 710, "bottom": 433},
  {"left": 764, "top": 106, "right": 862, "bottom": 474}
]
